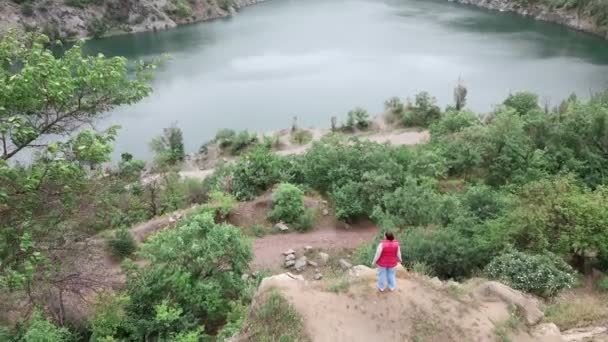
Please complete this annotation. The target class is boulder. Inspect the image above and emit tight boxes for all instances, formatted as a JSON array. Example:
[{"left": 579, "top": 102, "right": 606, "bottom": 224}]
[
  {"left": 349, "top": 265, "right": 376, "bottom": 278},
  {"left": 338, "top": 259, "right": 353, "bottom": 270},
  {"left": 285, "top": 254, "right": 296, "bottom": 261},
  {"left": 318, "top": 252, "right": 330, "bottom": 265},
  {"left": 322, "top": 208, "right": 329, "bottom": 216},
  {"left": 562, "top": 327, "right": 608, "bottom": 342},
  {"left": 313, "top": 272, "right": 323, "bottom": 280},
  {"left": 285, "top": 260, "right": 295, "bottom": 268},
  {"left": 473, "top": 281, "right": 544, "bottom": 325},
  {"left": 429, "top": 277, "right": 443, "bottom": 289},
  {"left": 531, "top": 323, "right": 564, "bottom": 341},
  {"left": 307, "top": 260, "right": 318, "bottom": 267},
  {"left": 275, "top": 222, "right": 289, "bottom": 232},
  {"left": 305, "top": 245, "right": 313, "bottom": 252},
  {"left": 294, "top": 256, "right": 308, "bottom": 272},
  {"left": 283, "top": 249, "right": 296, "bottom": 256}
]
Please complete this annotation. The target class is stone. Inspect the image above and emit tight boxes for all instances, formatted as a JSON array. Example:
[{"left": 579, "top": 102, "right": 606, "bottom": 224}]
[
  {"left": 473, "top": 281, "right": 544, "bottom": 325},
  {"left": 305, "top": 245, "right": 313, "bottom": 252},
  {"left": 322, "top": 208, "right": 329, "bottom": 216},
  {"left": 318, "top": 252, "right": 330, "bottom": 265},
  {"left": 338, "top": 259, "right": 353, "bottom": 270},
  {"left": 531, "top": 323, "right": 563, "bottom": 340},
  {"left": 283, "top": 249, "right": 296, "bottom": 256},
  {"left": 562, "top": 327, "right": 608, "bottom": 342},
  {"left": 285, "top": 254, "right": 296, "bottom": 261},
  {"left": 275, "top": 222, "right": 289, "bottom": 231},
  {"left": 349, "top": 265, "right": 376, "bottom": 278},
  {"left": 241, "top": 273, "right": 250, "bottom": 281},
  {"left": 307, "top": 260, "right": 318, "bottom": 267},
  {"left": 294, "top": 256, "right": 308, "bottom": 272},
  {"left": 284, "top": 260, "right": 295, "bottom": 268},
  {"left": 313, "top": 272, "right": 323, "bottom": 280}
]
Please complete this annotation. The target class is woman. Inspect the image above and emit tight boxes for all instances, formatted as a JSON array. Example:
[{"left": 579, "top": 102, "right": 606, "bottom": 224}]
[{"left": 371, "top": 231, "right": 402, "bottom": 292}]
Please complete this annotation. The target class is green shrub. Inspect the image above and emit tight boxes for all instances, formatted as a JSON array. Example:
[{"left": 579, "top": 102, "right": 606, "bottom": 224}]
[
  {"left": 429, "top": 110, "right": 480, "bottom": 136},
  {"left": 411, "top": 261, "right": 434, "bottom": 277},
  {"left": 290, "top": 129, "right": 313, "bottom": 145},
  {"left": 150, "top": 125, "right": 185, "bottom": 168},
  {"left": 21, "top": 2, "right": 34, "bottom": 16},
  {"left": 293, "top": 208, "right": 315, "bottom": 232},
  {"left": 251, "top": 224, "right": 268, "bottom": 237},
  {"left": 245, "top": 291, "right": 305, "bottom": 342},
  {"left": 597, "top": 276, "right": 608, "bottom": 292},
  {"left": 23, "top": 310, "right": 70, "bottom": 342},
  {"left": 108, "top": 228, "right": 136, "bottom": 259},
  {"left": 485, "top": 251, "right": 577, "bottom": 297},
  {"left": 384, "top": 96, "right": 404, "bottom": 117},
  {"left": 345, "top": 107, "right": 370, "bottom": 130},
  {"left": 267, "top": 183, "right": 305, "bottom": 224},
  {"left": 231, "top": 146, "right": 284, "bottom": 200},
  {"left": 401, "top": 226, "right": 491, "bottom": 279},
  {"left": 205, "top": 191, "right": 236, "bottom": 220},
  {"left": 218, "top": 0, "right": 234, "bottom": 10},
  {"left": 180, "top": 178, "right": 207, "bottom": 205},
  {"left": 89, "top": 292, "right": 129, "bottom": 340},
  {"left": 403, "top": 91, "right": 442, "bottom": 127},
  {"left": 331, "top": 182, "right": 366, "bottom": 221},
  {"left": 353, "top": 240, "right": 378, "bottom": 267},
  {"left": 86, "top": 17, "right": 108, "bottom": 39},
  {"left": 503, "top": 91, "right": 540, "bottom": 115}
]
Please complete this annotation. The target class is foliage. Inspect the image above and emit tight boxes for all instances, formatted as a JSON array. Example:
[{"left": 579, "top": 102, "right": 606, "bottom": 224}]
[
  {"left": 20, "top": 1, "right": 34, "bottom": 16},
  {"left": 123, "top": 211, "right": 252, "bottom": 339},
  {"left": 231, "top": 146, "right": 284, "bottom": 200},
  {"left": 117, "top": 153, "right": 146, "bottom": 181},
  {"left": 290, "top": 129, "right": 313, "bottom": 145},
  {"left": 403, "top": 92, "right": 442, "bottom": 127},
  {"left": 598, "top": 276, "right": 608, "bottom": 292},
  {"left": 503, "top": 91, "right": 540, "bottom": 115},
  {"left": 485, "top": 251, "right": 577, "bottom": 297},
  {"left": 213, "top": 129, "right": 259, "bottom": 155},
  {"left": 453, "top": 81, "right": 468, "bottom": 111},
  {"left": 244, "top": 290, "right": 305, "bottom": 342},
  {"left": 150, "top": 125, "right": 185, "bottom": 168},
  {"left": 89, "top": 292, "right": 130, "bottom": 340},
  {"left": 108, "top": 228, "right": 137, "bottom": 259},
  {"left": 0, "top": 31, "right": 153, "bottom": 161},
  {"left": 411, "top": 261, "right": 434, "bottom": 277},
  {"left": 218, "top": 0, "right": 235, "bottom": 11},
  {"left": 429, "top": 110, "right": 480, "bottom": 136},
  {"left": 86, "top": 17, "right": 108, "bottom": 39},
  {"left": 345, "top": 107, "right": 370, "bottom": 130},
  {"left": 204, "top": 191, "right": 236, "bottom": 220},
  {"left": 293, "top": 208, "right": 315, "bottom": 232},
  {"left": 268, "top": 183, "right": 305, "bottom": 224},
  {"left": 22, "top": 310, "right": 70, "bottom": 342}
]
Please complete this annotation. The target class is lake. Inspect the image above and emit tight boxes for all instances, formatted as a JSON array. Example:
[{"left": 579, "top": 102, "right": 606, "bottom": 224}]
[{"left": 84, "top": 0, "right": 608, "bottom": 160}]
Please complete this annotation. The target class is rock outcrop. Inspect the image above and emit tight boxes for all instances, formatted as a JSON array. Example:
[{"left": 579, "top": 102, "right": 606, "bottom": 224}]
[
  {"left": 451, "top": 0, "right": 608, "bottom": 39},
  {"left": 0, "top": 0, "right": 267, "bottom": 39},
  {"left": 244, "top": 265, "right": 590, "bottom": 342}
]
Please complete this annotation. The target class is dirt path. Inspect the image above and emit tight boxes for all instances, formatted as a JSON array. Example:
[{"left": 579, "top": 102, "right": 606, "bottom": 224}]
[{"left": 251, "top": 221, "right": 378, "bottom": 271}]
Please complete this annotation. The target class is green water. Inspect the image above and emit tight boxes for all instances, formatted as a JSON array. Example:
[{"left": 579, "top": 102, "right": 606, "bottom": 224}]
[{"left": 84, "top": 0, "right": 608, "bottom": 159}]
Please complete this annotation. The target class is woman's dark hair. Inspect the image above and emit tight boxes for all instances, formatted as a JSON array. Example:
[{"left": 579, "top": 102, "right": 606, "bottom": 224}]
[{"left": 385, "top": 231, "right": 395, "bottom": 241}]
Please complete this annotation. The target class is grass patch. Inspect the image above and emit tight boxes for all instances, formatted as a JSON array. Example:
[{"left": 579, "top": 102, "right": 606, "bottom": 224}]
[
  {"left": 446, "top": 283, "right": 466, "bottom": 300},
  {"left": 411, "top": 261, "right": 434, "bottom": 277},
  {"left": 246, "top": 290, "right": 307, "bottom": 342},
  {"left": 290, "top": 129, "right": 313, "bottom": 145},
  {"left": 544, "top": 299, "right": 608, "bottom": 330},
  {"left": 326, "top": 275, "right": 351, "bottom": 293},
  {"left": 495, "top": 306, "right": 523, "bottom": 342}
]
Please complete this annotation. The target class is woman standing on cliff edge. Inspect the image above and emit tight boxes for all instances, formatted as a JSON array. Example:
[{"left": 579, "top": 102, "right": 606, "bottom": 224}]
[{"left": 372, "top": 231, "right": 402, "bottom": 292}]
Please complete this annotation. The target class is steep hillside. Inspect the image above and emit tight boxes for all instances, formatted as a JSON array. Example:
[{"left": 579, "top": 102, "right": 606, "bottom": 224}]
[
  {"left": 0, "top": 0, "right": 265, "bottom": 39},
  {"left": 453, "top": 0, "right": 608, "bottom": 39}
]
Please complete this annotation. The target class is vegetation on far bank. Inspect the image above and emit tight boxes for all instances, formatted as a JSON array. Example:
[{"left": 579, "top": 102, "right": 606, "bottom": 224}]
[{"left": 2, "top": 31, "right": 608, "bottom": 341}]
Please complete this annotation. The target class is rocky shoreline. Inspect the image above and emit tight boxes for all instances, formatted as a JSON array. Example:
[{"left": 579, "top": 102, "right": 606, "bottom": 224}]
[
  {"left": 0, "top": 0, "right": 269, "bottom": 40},
  {"left": 451, "top": 0, "right": 608, "bottom": 39}
]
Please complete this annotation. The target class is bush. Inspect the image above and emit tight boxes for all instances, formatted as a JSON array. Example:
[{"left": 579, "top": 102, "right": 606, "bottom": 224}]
[
  {"left": 429, "top": 110, "right": 480, "bottom": 136},
  {"left": 331, "top": 181, "right": 366, "bottom": 221},
  {"left": 231, "top": 146, "right": 284, "bottom": 200},
  {"left": 267, "top": 183, "right": 305, "bottom": 224},
  {"left": 290, "top": 129, "right": 313, "bottom": 145},
  {"left": 384, "top": 96, "right": 404, "bottom": 117},
  {"left": 108, "top": 228, "right": 136, "bottom": 259},
  {"left": 485, "top": 251, "right": 577, "bottom": 297},
  {"left": 345, "top": 107, "right": 370, "bottom": 130},
  {"left": 401, "top": 227, "right": 492, "bottom": 279},
  {"left": 86, "top": 17, "right": 108, "bottom": 39},
  {"left": 244, "top": 291, "right": 305, "bottom": 342},
  {"left": 21, "top": 2, "right": 34, "bottom": 16},
  {"left": 403, "top": 92, "right": 442, "bottom": 127},
  {"left": 23, "top": 310, "right": 71, "bottom": 342},
  {"left": 204, "top": 191, "right": 236, "bottom": 220},
  {"left": 598, "top": 276, "right": 608, "bottom": 292},
  {"left": 293, "top": 208, "right": 315, "bottom": 232},
  {"left": 89, "top": 292, "right": 129, "bottom": 340},
  {"left": 503, "top": 91, "right": 540, "bottom": 115},
  {"left": 411, "top": 261, "right": 434, "bottom": 277},
  {"left": 150, "top": 125, "right": 185, "bottom": 168}
]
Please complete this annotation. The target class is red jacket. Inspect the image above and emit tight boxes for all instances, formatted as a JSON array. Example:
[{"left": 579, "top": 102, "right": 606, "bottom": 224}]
[{"left": 376, "top": 239, "right": 400, "bottom": 268}]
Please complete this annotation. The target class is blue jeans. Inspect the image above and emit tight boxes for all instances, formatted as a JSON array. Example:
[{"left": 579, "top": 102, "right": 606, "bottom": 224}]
[{"left": 377, "top": 266, "right": 396, "bottom": 290}]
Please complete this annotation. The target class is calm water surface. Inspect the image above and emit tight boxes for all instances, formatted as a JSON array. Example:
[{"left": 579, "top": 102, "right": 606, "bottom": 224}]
[{"left": 83, "top": 0, "right": 608, "bottom": 159}]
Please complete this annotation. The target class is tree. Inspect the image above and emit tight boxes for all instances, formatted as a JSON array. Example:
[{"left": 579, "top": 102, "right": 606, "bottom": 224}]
[
  {"left": 503, "top": 91, "right": 540, "bottom": 115},
  {"left": 150, "top": 124, "right": 185, "bottom": 167},
  {"left": 0, "top": 31, "right": 154, "bottom": 160},
  {"left": 453, "top": 80, "right": 468, "bottom": 111}
]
